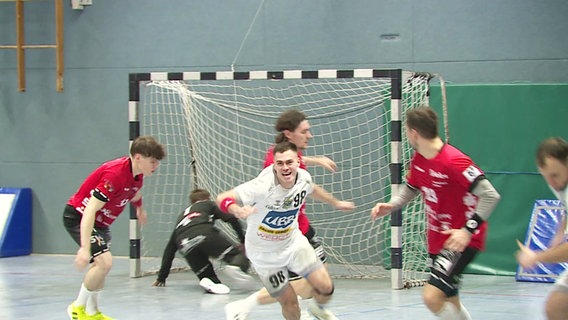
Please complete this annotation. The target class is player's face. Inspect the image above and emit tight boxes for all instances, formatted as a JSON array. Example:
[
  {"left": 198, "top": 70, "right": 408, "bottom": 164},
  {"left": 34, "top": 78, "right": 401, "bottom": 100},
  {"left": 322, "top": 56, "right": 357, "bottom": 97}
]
[
  {"left": 135, "top": 154, "right": 161, "bottom": 177},
  {"left": 538, "top": 157, "right": 568, "bottom": 192},
  {"left": 273, "top": 149, "right": 300, "bottom": 188},
  {"left": 284, "top": 120, "right": 313, "bottom": 150}
]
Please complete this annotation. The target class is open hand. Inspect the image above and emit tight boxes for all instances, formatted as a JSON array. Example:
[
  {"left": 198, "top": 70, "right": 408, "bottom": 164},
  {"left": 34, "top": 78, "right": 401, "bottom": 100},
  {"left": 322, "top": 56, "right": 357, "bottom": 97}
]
[
  {"left": 516, "top": 239, "right": 538, "bottom": 269},
  {"left": 370, "top": 203, "right": 393, "bottom": 221}
]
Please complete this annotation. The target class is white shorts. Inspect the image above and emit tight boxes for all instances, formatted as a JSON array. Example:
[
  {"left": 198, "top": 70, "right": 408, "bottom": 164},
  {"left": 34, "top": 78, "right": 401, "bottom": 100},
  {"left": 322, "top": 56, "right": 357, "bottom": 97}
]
[
  {"left": 553, "top": 269, "right": 568, "bottom": 293},
  {"left": 247, "top": 234, "right": 323, "bottom": 296}
]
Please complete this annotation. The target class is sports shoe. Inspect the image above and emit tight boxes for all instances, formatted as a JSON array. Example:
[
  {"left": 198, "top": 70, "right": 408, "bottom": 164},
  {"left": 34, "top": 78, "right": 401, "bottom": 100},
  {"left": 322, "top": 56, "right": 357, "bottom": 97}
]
[
  {"left": 459, "top": 303, "right": 472, "bottom": 320},
  {"left": 67, "top": 302, "right": 87, "bottom": 320},
  {"left": 219, "top": 265, "right": 258, "bottom": 291},
  {"left": 300, "top": 309, "right": 315, "bottom": 320},
  {"left": 224, "top": 300, "right": 249, "bottom": 320},
  {"left": 200, "top": 277, "right": 230, "bottom": 294},
  {"left": 88, "top": 311, "right": 114, "bottom": 320},
  {"left": 308, "top": 301, "right": 338, "bottom": 320}
]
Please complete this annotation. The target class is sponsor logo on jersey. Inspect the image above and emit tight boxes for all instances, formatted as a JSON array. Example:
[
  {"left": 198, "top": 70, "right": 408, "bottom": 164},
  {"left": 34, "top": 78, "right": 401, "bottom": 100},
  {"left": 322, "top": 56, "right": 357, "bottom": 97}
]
[
  {"left": 429, "top": 169, "right": 448, "bottom": 179},
  {"left": 462, "top": 165, "right": 482, "bottom": 182},
  {"left": 261, "top": 208, "right": 298, "bottom": 229},
  {"left": 103, "top": 180, "right": 114, "bottom": 192},
  {"left": 414, "top": 165, "right": 425, "bottom": 173}
]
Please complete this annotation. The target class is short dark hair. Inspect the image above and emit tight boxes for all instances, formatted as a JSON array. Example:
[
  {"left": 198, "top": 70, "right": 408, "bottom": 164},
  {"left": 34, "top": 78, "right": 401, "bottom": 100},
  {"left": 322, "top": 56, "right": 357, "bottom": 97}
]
[
  {"left": 130, "top": 136, "right": 166, "bottom": 160},
  {"left": 536, "top": 137, "right": 568, "bottom": 168},
  {"left": 273, "top": 141, "right": 298, "bottom": 155},
  {"left": 274, "top": 109, "right": 307, "bottom": 143},
  {"left": 405, "top": 106, "right": 439, "bottom": 139},
  {"left": 189, "top": 189, "right": 210, "bottom": 204}
]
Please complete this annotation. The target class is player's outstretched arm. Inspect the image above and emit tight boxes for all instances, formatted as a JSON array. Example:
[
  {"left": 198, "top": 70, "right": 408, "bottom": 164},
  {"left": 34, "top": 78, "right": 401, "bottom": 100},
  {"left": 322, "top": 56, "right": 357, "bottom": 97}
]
[
  {"left": 217, "top": 191, "right": 255, "bottom": 219},
  {"left": 310, "top": 184, "right": 355, "bottom": 211},
  {"left": 517, "top": 239, "right": 568, "bottom": 268},
  {"left": 75, "top": 196, "right": 105, "bottom": 271},
  {"left": 152, "top": 231, "right": 177, "bottom": 287},
  {"left": 303, "top": 156, "right": 337, "bottom": 173},
  {"left": 370, "top": 184, "right": 419, "bottom": 221}
]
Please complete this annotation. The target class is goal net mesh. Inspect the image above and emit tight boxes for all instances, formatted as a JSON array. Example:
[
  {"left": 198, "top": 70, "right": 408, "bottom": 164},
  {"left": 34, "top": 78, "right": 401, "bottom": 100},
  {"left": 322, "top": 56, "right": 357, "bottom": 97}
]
[{"left": 137, "top": 71, "right": 432, "bottom": 285}]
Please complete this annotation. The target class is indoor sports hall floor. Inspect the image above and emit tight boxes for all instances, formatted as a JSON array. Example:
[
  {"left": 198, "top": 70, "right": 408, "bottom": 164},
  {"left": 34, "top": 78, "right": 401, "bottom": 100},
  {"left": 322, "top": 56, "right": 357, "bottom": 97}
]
[{"left": 0, "top": 254, "right": 552, "bottom": 320}]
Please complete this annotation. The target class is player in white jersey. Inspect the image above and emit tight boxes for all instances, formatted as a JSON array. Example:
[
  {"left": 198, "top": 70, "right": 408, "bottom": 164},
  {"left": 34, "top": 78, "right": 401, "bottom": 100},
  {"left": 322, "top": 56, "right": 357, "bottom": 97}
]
[
  {"left": 217, "top": 141, "right": 355, "bottom": 320},
  {"left": 516, "top": 137, "right": 568, "bottom": 320}
]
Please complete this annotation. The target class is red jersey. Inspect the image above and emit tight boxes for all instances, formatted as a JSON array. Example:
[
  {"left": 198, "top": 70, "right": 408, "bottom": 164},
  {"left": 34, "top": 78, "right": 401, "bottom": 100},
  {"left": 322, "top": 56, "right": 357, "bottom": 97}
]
[
  {"left": 263, "top": 146, "right": 310, "bottom": 234},
  {"left": 406, "top": 144, "right": 486, "bottom": 254},
  {"left": 67, "top": 156, "right": 143, "bottom": 227}
]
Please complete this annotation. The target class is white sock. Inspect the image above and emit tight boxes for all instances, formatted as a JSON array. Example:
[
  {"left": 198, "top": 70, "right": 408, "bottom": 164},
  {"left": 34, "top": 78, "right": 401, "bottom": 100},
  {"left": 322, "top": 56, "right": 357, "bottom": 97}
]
[
  {"left": 436, "top": 302, "right": 459, "bottom": 320},
  {"left": 458, "top": 303, "right": 472, "bottom": 320},
  {"left": 242, "top": 291, "right": 260, "bottom": 310},
  {"left": 86, "top": 290, "right": 101, "bottom": 315},
  {"left": 75, "top": 283, "right": 93, "bottom": 307}
]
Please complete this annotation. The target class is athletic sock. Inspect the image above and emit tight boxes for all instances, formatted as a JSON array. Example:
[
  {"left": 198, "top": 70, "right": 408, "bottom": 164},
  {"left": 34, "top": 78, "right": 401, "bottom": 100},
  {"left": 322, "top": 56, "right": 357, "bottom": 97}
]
[
  {"left": 75, "top": 283, "right": 93, "bottom": 307},
  {"left": 86, "top": 289, "right": 101, "bottom": 315},
  {"left": 435, "top": 301, "right": 459, "bottom": 320},
  {"left": 242, "top": 291, "right": 259, "bottom": 309}
]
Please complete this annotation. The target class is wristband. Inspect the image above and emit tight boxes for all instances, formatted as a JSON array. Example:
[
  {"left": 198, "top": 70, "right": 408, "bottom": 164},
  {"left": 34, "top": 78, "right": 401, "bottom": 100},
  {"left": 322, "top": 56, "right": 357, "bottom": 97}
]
[
  {"left": 463, "top": 213, "right": 484, "bottom": 234},
  {"left": 219, "top": 197, "right": 236, "bottom": 213},
  {"left": 131, "top": 198, "right": 143, "bottom": 208}
]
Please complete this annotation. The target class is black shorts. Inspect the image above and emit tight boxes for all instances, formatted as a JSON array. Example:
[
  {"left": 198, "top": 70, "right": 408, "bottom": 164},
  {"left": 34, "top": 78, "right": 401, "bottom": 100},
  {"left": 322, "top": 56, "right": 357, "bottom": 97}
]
[
  {"left": 63, "top": 204, "right": 111, "bottom": 263},
  {"left": 289, "top": 228, "right": 327, "bottom": 281},
  {"left": 428, "top": 247, "right": 478, "bottom": 297}
]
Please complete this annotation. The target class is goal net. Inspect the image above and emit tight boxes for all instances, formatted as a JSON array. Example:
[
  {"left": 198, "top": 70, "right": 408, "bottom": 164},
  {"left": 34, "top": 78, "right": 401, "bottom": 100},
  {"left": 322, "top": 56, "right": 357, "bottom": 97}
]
[{"left": 129, "top": 69, "right": 442, "bottom": 289}]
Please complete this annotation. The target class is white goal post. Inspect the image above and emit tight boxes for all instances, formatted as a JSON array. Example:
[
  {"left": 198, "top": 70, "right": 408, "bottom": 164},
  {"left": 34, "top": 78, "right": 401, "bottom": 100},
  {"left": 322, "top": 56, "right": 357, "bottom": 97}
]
[{"left": 127, "top": 68, "right": 445, "bottom": 290}]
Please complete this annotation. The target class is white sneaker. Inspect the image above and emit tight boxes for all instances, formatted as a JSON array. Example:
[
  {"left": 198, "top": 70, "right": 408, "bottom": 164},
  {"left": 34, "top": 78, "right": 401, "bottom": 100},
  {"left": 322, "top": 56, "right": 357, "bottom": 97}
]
[
  {"left": 199, "top": 277, "right": 230, "bottom": 294},
  {"left": 300, "top": 309, "right": 315, "bottom": 320},
  {"left": 219, "top": 265, "right": 258, "bottom": 291},
  {"left": 308, "top": 300, "right": 338, "bottom": 320},
  {"left": 224, "top": 300, "right": 249, "bottom": 320}
]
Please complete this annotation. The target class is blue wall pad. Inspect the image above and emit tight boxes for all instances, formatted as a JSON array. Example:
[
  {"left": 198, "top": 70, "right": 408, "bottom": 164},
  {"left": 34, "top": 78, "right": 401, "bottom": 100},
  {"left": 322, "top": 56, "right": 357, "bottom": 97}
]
[
  {"left": 516, "top": 199, "right": 568, "bottom": 282},
  {"left": 0, "top": 188, "right": 32, "bottom": 257}
]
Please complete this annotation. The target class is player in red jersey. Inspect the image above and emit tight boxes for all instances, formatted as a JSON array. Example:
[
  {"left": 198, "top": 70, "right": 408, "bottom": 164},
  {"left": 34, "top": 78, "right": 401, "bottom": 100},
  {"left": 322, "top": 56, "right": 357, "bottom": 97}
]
[
  {"left": 225, "top": 109, "right": 339, "bottom": 320},
  {"left": 63, "top": 136, "right": 165, "bottom": 320},
  {"left": 370, "top": 106, "right": 501, "bottom": 320}
]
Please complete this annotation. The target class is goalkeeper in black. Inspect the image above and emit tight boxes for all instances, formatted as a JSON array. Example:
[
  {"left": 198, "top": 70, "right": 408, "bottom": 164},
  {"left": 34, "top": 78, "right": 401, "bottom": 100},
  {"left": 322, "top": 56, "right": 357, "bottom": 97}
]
[{"left": 152, "top": 189, "right": 256, "bottom": 294}]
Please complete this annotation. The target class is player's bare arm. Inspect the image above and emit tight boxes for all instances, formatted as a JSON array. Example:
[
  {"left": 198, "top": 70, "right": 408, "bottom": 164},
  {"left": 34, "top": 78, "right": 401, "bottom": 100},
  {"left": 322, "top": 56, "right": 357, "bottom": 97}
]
[
  {"left": 75, "top": 196, "right": 105, "bottom": 271},
  {"left": 550, "top": 215, "right": 567, "bottom": 247},
  {"left": 517, "top": 240, "right": 568, "bottom": 269},
  {"left": 309, "top": 184, "right": 355, "bottom": 211},
  {"left": 217, "top": 191, "right": 255, "bottom": 219},
  {"left": 302, "top": 156, "right": 337, "bottom": 172}
]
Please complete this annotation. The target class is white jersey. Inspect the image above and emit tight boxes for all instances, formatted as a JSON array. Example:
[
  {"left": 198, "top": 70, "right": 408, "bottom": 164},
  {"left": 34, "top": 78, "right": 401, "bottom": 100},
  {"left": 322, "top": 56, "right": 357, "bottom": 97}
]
[
  {"left": 551, "top": 187, "right": 568, "bottom": 291},
  {"left": 550, "top": 186, "right": 568, "bottom": 234},
  {"left": 550, "top": 187, "right": 568, "bottom": 209},
  {"left": 234, "top": 165, "right": 314, "bottom": 252}
]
